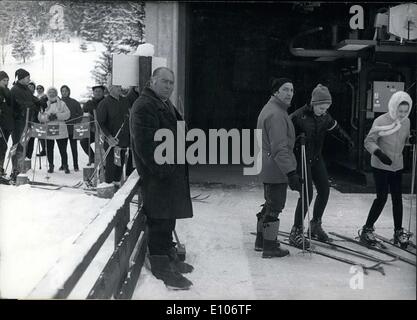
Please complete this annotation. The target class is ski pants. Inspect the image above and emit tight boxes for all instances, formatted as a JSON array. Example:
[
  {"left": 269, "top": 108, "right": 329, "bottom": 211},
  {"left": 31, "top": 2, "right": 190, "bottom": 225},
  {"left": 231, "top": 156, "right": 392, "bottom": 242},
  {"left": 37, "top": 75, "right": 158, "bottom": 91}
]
[
  {"left": 147, "top": 217, "right": 176, "bottom": 256},
  {"left": 80, "top": 131, "right": 95, "bottom": 164},
  {"left": 67, "top": 135, "right": 79, "bottom": 168},
  {"left": 294, "top": 156, "right": 330, "bottom": 228},
  {"left": 365, "top": 168, "right": 403, "bottom": 230},
  {"left": 11, "top": 120, "right": 25, "bottom": 172},
  {"left": 46, "top": 138, "right": 68, "bottom": 167},
  {"left": 104, "top": 144, "right": 134, "bottom": 184},
  {"left": 262, "top": 183, "right": 288, "bottom": 223}
]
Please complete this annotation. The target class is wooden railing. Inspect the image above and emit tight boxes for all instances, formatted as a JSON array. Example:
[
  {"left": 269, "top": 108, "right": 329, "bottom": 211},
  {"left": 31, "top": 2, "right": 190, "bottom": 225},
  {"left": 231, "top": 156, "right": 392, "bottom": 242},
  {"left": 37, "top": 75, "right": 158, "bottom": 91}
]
[{"left": 27, "top": 170, "right": 147, "bottom": 299}]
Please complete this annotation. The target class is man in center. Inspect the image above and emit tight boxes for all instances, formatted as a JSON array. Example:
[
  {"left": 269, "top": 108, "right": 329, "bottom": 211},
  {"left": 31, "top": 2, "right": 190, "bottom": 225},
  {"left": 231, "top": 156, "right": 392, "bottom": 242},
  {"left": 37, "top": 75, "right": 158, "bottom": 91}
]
[{"left": 130, "top": 67, "right": 194, "bottom": 290}]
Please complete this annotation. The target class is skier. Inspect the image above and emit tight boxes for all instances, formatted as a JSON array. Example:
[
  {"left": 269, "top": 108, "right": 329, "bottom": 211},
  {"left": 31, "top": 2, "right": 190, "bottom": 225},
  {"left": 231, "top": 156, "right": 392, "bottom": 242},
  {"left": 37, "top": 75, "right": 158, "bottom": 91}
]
[
  {"left": 9, "top": 69, "right": 43, "bottom": 182},
  {"left": 288, "top": 84, "right": 355, "bottom": 248},
  {"left": 81, "top": 85, "right": 105, "bottom": 165},
  {"left": 96, "top": 82, "right": 132, "bottom": 187},
  {"left": 360, "top": 91, "right": 415, "bottom": 248},
  {"left": 38, "top": 87, "right": 71, "bottom": 174},
  {"left": 130, "top": 67, "right": 194, "bottom": 289},
  {"left": 61, "top": 85, "right": 83, "bottom": 172},
  {"left": 255, "top": 78, "right": 301, "bottom": 258},
  {"left": 0, "top": 71, "right": 13, "bottom": 177}
]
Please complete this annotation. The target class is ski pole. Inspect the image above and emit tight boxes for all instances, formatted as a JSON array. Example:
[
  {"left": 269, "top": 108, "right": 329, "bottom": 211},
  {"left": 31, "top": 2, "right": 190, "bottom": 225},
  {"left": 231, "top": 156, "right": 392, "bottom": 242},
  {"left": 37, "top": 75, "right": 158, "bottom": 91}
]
[
  {"left": 32, "top": 139, "right": 39, "bottom": 181},
  {"left": 302, "top": 140, "right": 313, "bottom": 256},
  {"left": 408, "top": 143, "right": 416, "bottom": 237}
]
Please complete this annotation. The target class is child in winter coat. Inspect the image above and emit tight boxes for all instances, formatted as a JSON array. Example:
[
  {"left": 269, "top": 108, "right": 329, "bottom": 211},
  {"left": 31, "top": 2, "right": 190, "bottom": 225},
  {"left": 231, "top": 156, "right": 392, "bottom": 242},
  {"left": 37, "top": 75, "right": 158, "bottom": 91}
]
[
  {"left": 360, "top": 91, "right": 416, "bottom": 248},
  {"left": 38, "top": 87, "right": 71, "bottom": 173}
]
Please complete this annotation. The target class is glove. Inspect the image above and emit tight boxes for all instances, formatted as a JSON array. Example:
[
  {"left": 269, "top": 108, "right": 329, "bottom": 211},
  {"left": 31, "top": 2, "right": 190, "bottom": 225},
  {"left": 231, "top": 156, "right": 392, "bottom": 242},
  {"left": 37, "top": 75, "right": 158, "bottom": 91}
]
[
  {"left": 287, "top": 170, "right": 302, "bottom": 192},
  {"left": 374, "top": 149, "right": 392, "bottom": 166},
  {"left": 409, "top": 134, "right": 416, "bottom": 145},
  {"left": 48, "top": 113, "right": 57, "bottom": 121}
]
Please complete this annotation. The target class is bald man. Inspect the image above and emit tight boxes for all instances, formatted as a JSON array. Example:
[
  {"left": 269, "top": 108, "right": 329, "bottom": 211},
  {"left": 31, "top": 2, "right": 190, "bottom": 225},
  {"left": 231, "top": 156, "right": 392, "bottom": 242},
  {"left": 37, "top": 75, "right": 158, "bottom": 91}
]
[{"left": 130, "top": 67, "right": 193, "bottom": 290}]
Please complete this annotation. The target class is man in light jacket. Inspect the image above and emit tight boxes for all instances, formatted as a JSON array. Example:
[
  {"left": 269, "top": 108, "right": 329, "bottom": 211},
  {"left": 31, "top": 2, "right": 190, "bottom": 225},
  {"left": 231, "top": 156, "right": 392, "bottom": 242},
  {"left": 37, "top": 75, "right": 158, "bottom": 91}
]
[{"left": 255, "top": 78, "right": 302, "bottom": 258}]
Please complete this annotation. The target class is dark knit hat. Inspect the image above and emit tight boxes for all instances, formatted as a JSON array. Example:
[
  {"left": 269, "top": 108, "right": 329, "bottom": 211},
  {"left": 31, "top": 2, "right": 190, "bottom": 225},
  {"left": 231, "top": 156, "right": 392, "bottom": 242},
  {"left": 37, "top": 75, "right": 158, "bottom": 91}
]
[
  {"left": 15, "top": 68, "right": 30, "bottom": 81},
  {"left": 311, "top": 84, "right": 332, "bottom": 105},
  {"left": 0, "top": 71, "right": 9, "bottom": 81},
  {"left": 271, "top": 77, "right": 292, "bottom": 94}
]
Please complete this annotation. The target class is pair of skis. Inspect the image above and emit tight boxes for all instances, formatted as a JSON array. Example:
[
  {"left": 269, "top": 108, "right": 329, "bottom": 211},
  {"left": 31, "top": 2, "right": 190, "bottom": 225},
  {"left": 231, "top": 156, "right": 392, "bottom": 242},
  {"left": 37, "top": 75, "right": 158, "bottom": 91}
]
[{"left": 29, "top": 180, "right": 83, "bottom": 191}]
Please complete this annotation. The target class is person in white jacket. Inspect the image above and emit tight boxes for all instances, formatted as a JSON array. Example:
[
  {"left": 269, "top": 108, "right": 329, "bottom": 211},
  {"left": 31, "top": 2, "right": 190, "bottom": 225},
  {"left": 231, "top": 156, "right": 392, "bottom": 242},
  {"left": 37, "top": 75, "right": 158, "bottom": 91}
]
[
  {"left": 360, "top": 91, "right": 416, "bottom": 248},
  {"left": 38, "top": 87, "right": 70, "bottom": 173}
]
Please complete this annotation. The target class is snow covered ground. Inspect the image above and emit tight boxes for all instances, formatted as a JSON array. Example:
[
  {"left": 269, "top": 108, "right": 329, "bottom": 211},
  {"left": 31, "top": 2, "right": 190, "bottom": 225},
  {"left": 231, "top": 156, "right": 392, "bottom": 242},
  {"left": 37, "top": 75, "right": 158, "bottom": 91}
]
[
  {"left": 0, "top": 139, "right": 416, "bottom": 299},
  {"left": 1, "top": 38, "right": 105, "bottom": 101}
]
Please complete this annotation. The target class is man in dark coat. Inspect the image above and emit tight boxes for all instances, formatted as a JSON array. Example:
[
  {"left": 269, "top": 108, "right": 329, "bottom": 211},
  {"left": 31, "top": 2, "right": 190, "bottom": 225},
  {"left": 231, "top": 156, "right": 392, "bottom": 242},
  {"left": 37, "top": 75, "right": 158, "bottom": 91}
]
[
  {"left": 130, "top": 67, "right": 193, "bottom": 290},
  {"left": 9, "top": 68, "right": 43, "bottom": 181},
  {"left": 81, "top": 85, "right": 105, "bottom": 165},
  {"left": 290, "top": 84, "right": 355, "bottom": 244},
  {"left": 255, "top": 78, "right": 302, "bottom": 258},
  {"left": 61, "top": 85, "right": 83, "bottom": 171},
  {"left": 96, "top": 83, "right": 132, "bottom": 184},
  {"left": 0, "top": 71, "right": 14, "bottom": 176}
]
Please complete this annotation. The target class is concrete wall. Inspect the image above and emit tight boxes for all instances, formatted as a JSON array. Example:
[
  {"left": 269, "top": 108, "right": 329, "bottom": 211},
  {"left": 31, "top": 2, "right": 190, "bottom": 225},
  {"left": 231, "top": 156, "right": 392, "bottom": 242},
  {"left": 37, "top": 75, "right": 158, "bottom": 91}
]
[{"left": 144, "top": 1, "right": 186, "bottom": 117}]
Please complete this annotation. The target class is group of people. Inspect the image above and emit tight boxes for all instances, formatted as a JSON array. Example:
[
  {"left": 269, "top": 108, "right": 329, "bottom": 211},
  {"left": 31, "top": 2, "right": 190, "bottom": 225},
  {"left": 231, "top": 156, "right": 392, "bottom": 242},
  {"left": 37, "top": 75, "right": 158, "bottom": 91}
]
[
  {"left": 0, "top": 68, "right": 140, "bottom": 185},
  {"left": 255, "top": 78, "right": 415, "bottom": 259}
]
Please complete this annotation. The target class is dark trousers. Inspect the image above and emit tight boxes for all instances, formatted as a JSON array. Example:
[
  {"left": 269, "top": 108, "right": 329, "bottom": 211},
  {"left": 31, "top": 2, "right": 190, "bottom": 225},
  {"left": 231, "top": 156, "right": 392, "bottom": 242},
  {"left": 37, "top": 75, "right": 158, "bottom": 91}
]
[
  {"left": 147, "top": 217, "right": 176, "bottom": 255},
  {"left": 0, "top": 128, "right": 11, "bottom": 168},
  {"left": 80, "top": 132, "right": 95, "bottom": 164},
  {"left": 46, "top": 139, "right": 68, "bottom": 167},
  {"left": 68, "top": 135, "right": 79, "bottom": 168},
  {"left": 262, "top": 183, "right": 288, "bottom": 222},
  {"left": 104, "top": 145, "right": 133, "bottom": 183},
  {"left": 294, "top": 156, "right": 330, "bottom": 227},
  {"left": 11, "top": 120, "right": 25, "bottom": 172},
  {"left": 365, "top": 168, "right": 403, "bottom": 230},
  {"left": 26, "top": 137, "right": 35, "bottom": 159}
]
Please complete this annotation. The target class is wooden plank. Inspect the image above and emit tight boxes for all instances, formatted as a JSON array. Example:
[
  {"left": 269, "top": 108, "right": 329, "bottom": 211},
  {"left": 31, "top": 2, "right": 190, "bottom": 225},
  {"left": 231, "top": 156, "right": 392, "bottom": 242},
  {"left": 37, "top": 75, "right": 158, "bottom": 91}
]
[
  {"left": 27, "top": 171, "right": 140, "bottom": 299},
  {"left": 116, "top": 227, "right": 148, "bottom": 299},
  {"left": 87, "top": 209, "right": 146, "bottom": 299}
]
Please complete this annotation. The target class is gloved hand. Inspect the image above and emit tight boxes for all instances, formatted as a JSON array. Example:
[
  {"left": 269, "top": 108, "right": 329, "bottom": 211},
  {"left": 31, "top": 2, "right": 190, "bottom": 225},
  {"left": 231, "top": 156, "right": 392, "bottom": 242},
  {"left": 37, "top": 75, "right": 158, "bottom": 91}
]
[
  {"left": 48, "top": 113, "right": 57, "bottom": 121},
  {"left": 374, "top": 149, "right": 392, "bottom": 165},
  {"left": 409, "top": 134, "right": 416, "bottom": 145},
  {"left": 287, "top": 170, "right": 302, "bottom": 192}
]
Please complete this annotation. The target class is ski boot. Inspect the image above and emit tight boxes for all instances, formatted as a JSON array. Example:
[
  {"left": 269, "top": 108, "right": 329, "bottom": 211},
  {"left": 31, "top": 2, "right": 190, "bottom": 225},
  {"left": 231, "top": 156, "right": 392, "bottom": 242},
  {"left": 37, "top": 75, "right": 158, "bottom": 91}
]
[
  {"left": 74, "top": 164, "right": 79, "bottom": 172},
  {"left": 289, "top": 225, "right": 310, "bottom": 249},
  {"left": 262, "top": 219, "right": 289, "bottom": 258},
  {"left": 309, "top": 219, "right": 331, "bottom": 242},
  {"left": 254, "top": 206, "right": 266, "bottom": 251},
  {"left": 47, "top": 165, "right": 54, "bottom": 173},
  {"left": 393, "top": 228, "right": 410, "bottom": 249},
  {"left": 0, "top": 168, "right": 5, "bottom": 176},
  {"left": 148, "top": 255, "right": 192, "bottom": 290},
  {"left": 63, "top": 165, "right": 70, "bottom": 174},
  {"left": 359, "top": 226, "right": 378, "bottom": 246},
  {"left": 9, "top": 169, "right": 19, "bottom": 183}
]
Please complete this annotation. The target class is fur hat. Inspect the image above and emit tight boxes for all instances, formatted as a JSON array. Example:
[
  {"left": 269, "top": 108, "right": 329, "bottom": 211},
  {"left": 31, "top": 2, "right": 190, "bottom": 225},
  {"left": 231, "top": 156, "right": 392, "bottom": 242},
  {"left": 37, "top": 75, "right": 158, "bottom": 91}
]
[
  {"left": 311, "top": 84, "right": 332, "bottom": 105},
  {"left": 0, "top": 71, "right": 9, "bottom": 82},
  {"left": 271, "top": 77, "right": 292, "bottom": 94},
  {"left": 15, "top": 68, "right": 30, "bottom": 81}
]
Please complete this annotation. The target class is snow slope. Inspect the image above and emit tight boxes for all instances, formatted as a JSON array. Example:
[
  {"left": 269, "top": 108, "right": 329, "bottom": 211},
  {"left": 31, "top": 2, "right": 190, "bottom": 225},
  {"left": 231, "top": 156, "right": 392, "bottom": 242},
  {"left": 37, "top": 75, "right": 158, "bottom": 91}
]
[{"left": 2, "top": 38, "right": 105, "bottom": 101}]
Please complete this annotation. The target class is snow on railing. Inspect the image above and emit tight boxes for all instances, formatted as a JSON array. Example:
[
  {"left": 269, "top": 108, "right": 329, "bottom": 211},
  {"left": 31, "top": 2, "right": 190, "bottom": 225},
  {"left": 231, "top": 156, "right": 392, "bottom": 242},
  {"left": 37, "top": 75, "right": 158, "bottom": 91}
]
[{"left": 27, "top": 170, "right": 147, "bottom": 299}]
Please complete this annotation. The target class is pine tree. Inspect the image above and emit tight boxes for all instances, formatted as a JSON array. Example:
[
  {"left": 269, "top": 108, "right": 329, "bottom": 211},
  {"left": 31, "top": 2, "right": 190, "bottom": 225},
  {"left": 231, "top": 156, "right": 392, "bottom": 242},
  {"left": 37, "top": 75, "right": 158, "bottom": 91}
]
[{"left": 11, "top": 14, "right": 35, "bottom": 63}]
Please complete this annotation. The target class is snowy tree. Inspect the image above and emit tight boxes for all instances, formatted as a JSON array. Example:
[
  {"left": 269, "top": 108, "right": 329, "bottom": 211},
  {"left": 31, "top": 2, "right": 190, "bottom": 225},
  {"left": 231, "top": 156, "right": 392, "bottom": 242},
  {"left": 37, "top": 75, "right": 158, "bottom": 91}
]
[{"left": 11, "top": 14, "right": 36, "bottom": 63}]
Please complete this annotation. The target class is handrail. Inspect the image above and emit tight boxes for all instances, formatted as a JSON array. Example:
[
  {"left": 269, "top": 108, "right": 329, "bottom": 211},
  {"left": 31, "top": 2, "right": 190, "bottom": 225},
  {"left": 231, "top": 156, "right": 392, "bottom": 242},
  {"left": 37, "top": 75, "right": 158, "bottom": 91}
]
[{"left": 27, "top": 170, "right": 146, "bottom": 299}]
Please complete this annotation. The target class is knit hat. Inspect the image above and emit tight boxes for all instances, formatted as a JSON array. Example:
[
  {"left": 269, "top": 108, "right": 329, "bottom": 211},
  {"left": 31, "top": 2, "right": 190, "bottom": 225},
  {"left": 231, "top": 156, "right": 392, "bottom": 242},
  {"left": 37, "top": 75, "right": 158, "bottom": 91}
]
[
  {"left": 15, "top": 68, "right": 30, "bottom": 81},
  {"left": 271, "top": 77, "right": 292, "bottom": 94},
  {"left": 311, "top": 84, "right": 332, "bottom": 105},
  {"left": 0, "top": 71, "right": 9, "bottom": 81}
]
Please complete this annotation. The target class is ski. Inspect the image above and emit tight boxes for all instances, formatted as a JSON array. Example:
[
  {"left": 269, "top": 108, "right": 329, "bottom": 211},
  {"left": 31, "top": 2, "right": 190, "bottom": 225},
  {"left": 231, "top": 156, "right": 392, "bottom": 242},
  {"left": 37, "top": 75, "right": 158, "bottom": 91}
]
[
  {"left": 329, "top": 232, "right": 416, "bottom": 267},
  {"left": 279, "top": 238, "right": 385, "bottom": 275},
  {"left": 191, "top": 193, "right": 210, "bottom": 201},
  {"left": 278, "top": 231, "right": 397, "bottom": 265},
  {"left": 29, "top": 180, "right": 83, "bottom": 190},
  {"left": 374, "top": 233, "right": 416, "bottom": 256}
]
